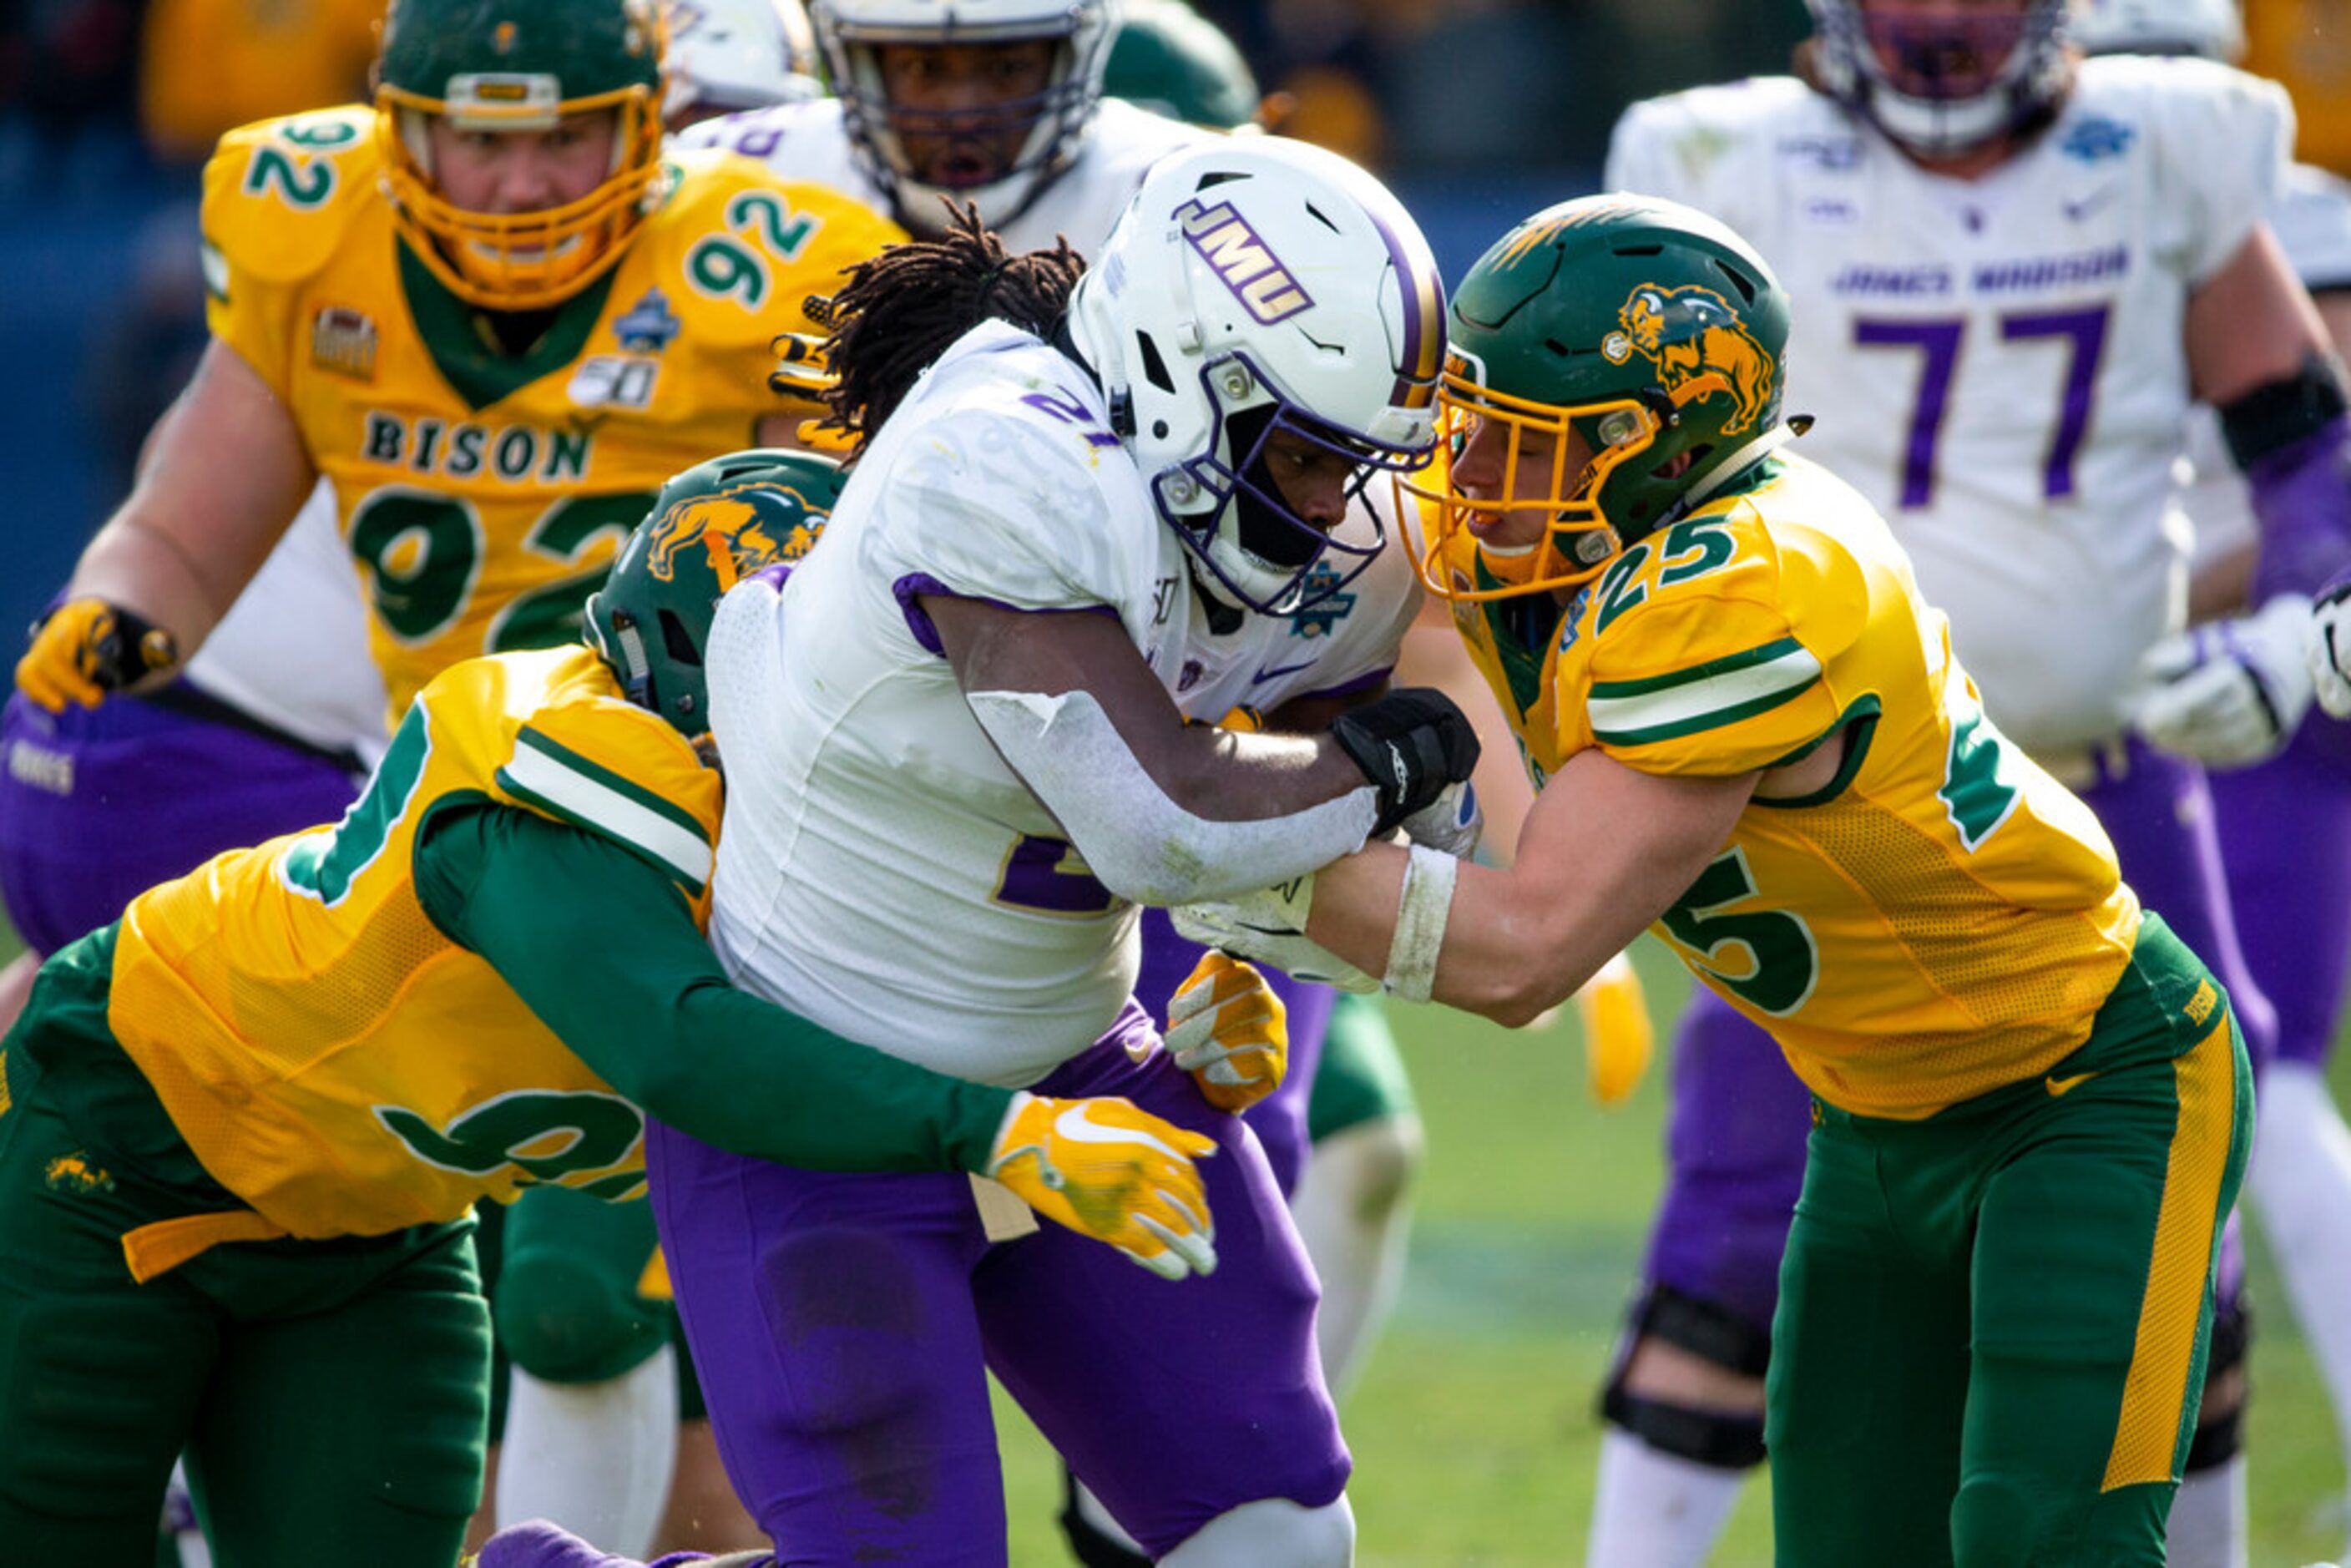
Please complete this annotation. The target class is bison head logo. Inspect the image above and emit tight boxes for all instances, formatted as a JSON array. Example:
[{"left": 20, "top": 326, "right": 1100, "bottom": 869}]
[
  {"left": 646, "top": 488, "right": 821, "bottom": 589},
  {"left": 1601, "top": 284, "right": 1776, "bottom": 437}
]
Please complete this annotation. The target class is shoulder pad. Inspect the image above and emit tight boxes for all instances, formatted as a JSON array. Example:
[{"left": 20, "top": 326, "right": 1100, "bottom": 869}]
[
  {"left": 1608, "top": 77, "right": 1822, "bottom": 200},
  {"left": 201, "top": 106, "right": 382, "bottom": 289},
  {"left": 640, "top": 149, "right": 907, "bottom": 342},
  {"left": 497, "top": 649, "right": 725, "bottom": 895},
  {"left": 1571, "top": 468, "right": 1868, "bottom": 774}
]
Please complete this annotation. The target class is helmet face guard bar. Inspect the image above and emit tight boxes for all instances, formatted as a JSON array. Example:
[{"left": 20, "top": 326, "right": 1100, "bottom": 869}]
[
  {"left": 1151, "top": 350, "right": 1433, "bottom": 615},
  {"left": 1404, "top": 353, "right": 1730, "bottom": 604}
]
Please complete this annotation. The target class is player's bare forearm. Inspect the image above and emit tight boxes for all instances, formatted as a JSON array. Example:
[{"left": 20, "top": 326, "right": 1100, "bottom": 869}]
[
  {"left": 71, "top": 339, "right": 317, "bottom": 650},
  {"left": 1309, "top": 748, "right": 1754, "bottom": 1026}
]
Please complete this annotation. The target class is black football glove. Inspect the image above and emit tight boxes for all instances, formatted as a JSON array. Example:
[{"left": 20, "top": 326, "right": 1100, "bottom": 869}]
[{"left": 1330, "top": 687, "right": 1481, "bottom": 837}]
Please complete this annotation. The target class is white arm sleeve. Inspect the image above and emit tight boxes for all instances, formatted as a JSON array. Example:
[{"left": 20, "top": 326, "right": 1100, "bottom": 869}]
[{"left": 965, "top": 686, "right": 1379, "bottom": 906}]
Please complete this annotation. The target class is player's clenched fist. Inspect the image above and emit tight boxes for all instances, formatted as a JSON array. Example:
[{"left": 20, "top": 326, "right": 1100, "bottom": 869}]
[
  {"left": 1165, "top": 950, "right": 1288, "bottom": 1114},
  {"left": 986, "top": 1092, "right": 1220, "bottom": 1279},
  {"left": 16, "top": 597, "right": 180, "bottom": 712}
]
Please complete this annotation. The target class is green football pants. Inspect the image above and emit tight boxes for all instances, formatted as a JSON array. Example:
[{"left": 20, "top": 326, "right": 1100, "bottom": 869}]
[
  {"left": 0, "top": 964, "right": 490, "bottom": 1566},
  {"left": 1766, "top": 913, "right": 2252, "bottom": 1568}
]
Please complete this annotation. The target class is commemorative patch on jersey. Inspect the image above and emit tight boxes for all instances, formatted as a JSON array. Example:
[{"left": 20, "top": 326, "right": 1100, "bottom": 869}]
[
  {"left": 2061, "top": 116, "right": 2137, "bottom": 163},
  {"left": 569, "top": 355, "right": 660, "bottom": 410},
  {"left": 1602, "top": 284, "right": 1777, "bottom": 437},
  {"left": 1287, "top": 564, "right": 1357, "bottom": 639},
  {"left": 311, "top": 306, "right": 377, "bottom": 382},
  {"left": 613, "top": 287, "right": 683, "bottom": 353}
]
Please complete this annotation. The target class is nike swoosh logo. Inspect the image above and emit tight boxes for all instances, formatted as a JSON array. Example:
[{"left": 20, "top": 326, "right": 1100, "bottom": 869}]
[
  {"left": 2045, "top": 1070, "right": 2098, "bottom": 1097},
  {"left": 1054, "top": 1103, "right": 1181, "bottom": 1159},
  {"left": 1253, "top": 660, "right": 1316, "bottom": 685}
]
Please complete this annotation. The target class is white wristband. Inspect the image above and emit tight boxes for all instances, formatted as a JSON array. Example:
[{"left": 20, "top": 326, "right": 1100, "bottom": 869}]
[{"left": 1383, "top": 843, "right": 1458, "bottom": 1004}]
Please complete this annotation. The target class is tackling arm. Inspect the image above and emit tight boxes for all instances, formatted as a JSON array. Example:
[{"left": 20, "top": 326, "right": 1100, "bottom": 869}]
[
  {"left": 1304, "top": 749, "right": 1757, "bottom": 1028},
  {"left": 416, "top": 802, "right": 1017, "bottom": 1173}
]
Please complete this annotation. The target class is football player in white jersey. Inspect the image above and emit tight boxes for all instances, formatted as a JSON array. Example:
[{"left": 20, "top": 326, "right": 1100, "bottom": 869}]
[
  {"left": 2082, "top": 3, "right": 2351, "bottom": 1554},
  {"left": 1592, "top": 3, "right": 2351, "bottom": 1563},
  {"left": 678, "top": 0, "right": 1214, "bottom": 251},
  {"left": 597, "top": 138, "right": 1461, "bottom": 1567}
]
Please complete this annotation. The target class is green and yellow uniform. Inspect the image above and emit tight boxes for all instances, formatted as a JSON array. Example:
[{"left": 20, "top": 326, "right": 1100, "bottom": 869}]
[
  {"left": 0, "top": 645, "right": 1015, "bottom": 1564},
  {"left": 1435, "top": 452, "right": 2248, "bottom": 1563},
  {"left": 200, "top": 105, "right": 902, "bottom": 716}
]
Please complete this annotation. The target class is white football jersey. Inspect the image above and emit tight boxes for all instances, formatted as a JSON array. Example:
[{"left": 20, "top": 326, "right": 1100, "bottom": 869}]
[
  {"left": 2180, "top": 163, "right": 2351, "bottom": 573},
  {"left": 706, "top": 322, "right": 1417, "bottom": 1085},
  {"left": 1609, "top": 55, "right": 2291, "bottom": 756},
  {"left": 185, "top": 480, "right": 389, "bottom": 766},
  {"left": 677, "top": 96, "right": 1211, "bottom": 256}
]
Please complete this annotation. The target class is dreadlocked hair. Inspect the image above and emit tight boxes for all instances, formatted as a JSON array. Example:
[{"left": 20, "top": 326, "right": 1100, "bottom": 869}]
[{"left": 795, "top": 201, "right": 1084, "bottom": 459}]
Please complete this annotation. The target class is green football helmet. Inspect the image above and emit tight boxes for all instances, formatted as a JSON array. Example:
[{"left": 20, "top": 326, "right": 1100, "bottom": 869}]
[
  {"left": 1407, "top": 194, "right": 1794, "bottom": 602},
  {"left": 584, "top": 450, "right": 845, "bottom": 736},
  {"left": 1103, "top": 0, "right": 1261, "bottom": 131},
  {"left": 376, "top": 0, "right": 668, "bottom": 309}
]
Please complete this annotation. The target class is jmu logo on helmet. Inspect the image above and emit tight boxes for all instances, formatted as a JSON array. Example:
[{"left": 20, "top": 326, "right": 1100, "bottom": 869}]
[
  {"left": 1174, "top": 197, "right": 1312, "bottom": 324},
  {"left": 646, "top": 488, "right": 818, "bottom": 589},
  {"left": 1602, "top": 284, "right": 1776, "bottom": 436}
]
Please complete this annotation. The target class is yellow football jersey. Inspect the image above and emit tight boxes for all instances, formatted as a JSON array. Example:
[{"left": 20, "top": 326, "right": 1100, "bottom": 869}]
[
  {"left": 1436, "top": 455, "right": 2142, "bottom": 1119},
  {"left": 105, "top": 645, "right": 721, "bottom": 1239},
  {"left": 2245, "top": 0, "right": 2351, "bottom": 176},
  {"left": 200, "top": 105, "right": 903, "bottom": 716}
]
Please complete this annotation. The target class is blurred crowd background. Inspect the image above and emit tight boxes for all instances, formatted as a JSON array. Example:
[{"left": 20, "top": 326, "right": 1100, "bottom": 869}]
[{"left": 0, "top": 0, "right": 1821, "bottom": 646}]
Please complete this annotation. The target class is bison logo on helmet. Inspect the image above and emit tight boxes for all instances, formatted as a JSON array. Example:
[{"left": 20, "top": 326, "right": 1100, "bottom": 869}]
[
  {"left": 646, "top": 486, "right": 821, "bottom": 589},
  {"left": 1601, "top": 284, "right": 1776, "bottom": 437}
]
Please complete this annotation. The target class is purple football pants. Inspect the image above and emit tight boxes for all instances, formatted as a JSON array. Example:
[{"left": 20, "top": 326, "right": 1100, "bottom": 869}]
[
  {"left": 2210, "top": 717, "right": 2351, "bottom": 1069},
  {"left": 646, "top": 1007, "right": 1348, "bottom": 1566},
  {"left": 1644, "top": 736, "right": 2273, "bottom": 1333},
  {"left": 1136, "top": 906, "right": 1337, "bottom": 1197},
  {"left": 0, "top": 690, "right": 361, "bottom": 954}
]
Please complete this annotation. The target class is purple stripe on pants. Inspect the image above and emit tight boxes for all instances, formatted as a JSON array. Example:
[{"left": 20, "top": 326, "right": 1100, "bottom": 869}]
[
  {"left": 647, "top": 1008, "right": 1347, "bottom": 1565},
  {"left": 1643, "top": 736, "right": 2265, "bottom": 1337},
  {"left": 0, "top": 690, "right": 361, "bottom": 954},
  {"left": 1137, "top": 906, "right": 1337, "bottom": 1196}
]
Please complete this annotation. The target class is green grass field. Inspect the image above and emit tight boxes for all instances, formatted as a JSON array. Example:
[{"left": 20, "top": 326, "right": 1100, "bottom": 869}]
[{"left": 5, "top": 919, "right": 2343, "bottom": 1564}]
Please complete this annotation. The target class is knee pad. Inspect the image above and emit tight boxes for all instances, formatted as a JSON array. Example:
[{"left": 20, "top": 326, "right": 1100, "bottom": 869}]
[
  {"left": 1598, "top": 1284, "right": 1771, "bottom": 1469},
  {"left": 493, "top": 1247, "right": 670, "bottom": 1385}
]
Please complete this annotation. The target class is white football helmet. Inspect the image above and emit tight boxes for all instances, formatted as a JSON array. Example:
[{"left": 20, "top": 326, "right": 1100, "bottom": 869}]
[
  {"left": 2071, "top": 0, "right": 2242, "bottom": 59},
  {"left": 1808, "top": 0, "right": 2074, "bottom": 158},
  {"left": 664, "top": 0, "right": 824, "bottom": 125},
  {"left": 808, "top": 0, "right": 1120, "bottom": 233},
  {"left": 1066, "top": 138, "right": 1446, "bottom": 614}
]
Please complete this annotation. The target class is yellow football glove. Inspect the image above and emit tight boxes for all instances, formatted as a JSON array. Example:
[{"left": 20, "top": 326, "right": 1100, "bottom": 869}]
[
  {"left": 17, "top": 597, "right": 180, "bottom": 712},
  {"left": 986, "top": 1091, "right": 1220, "bottom": 1279},
  {"left": 1575, "top": 950, "right": 1655, "bottom": 1107},
  {"left": 1165, "top": 950, "right": 1289, "bottom": 1115}
]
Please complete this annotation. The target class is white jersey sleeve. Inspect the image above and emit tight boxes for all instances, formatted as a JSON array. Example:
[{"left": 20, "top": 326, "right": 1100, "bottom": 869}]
[
  {"left": 2143, "top": 56, "right": 2294, "bottom": 286},
  {"left": 859, "top": 341, "right": 1145, "bottom": 622}
]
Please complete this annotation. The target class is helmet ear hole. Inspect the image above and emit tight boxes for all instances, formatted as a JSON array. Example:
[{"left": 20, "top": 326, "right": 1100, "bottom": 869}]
[
  {"left": 659, "top": 609, "right": 705, "bottom": 666},
  {"left": 1135, "top": 331, "right": 1178, "bottom": 396}
]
